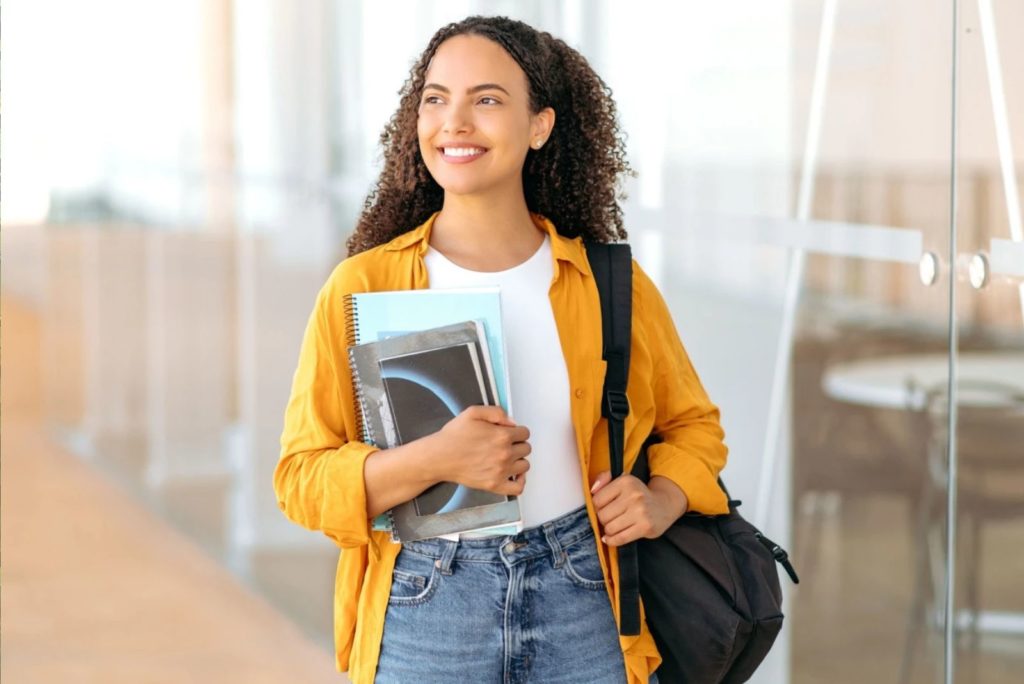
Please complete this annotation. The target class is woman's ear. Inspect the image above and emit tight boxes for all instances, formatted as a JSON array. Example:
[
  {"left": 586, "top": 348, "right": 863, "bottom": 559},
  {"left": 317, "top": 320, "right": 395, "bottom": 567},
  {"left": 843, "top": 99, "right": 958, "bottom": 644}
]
[{"left": 530, "top": 107, "right": 556, "bottom": 149}]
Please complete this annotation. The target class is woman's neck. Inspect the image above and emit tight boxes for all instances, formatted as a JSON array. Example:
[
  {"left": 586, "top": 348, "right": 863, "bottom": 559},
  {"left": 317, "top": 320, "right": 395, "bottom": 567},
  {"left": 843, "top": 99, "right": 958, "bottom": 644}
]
[{"left": 430, "top": 192, "right": 544, "bottom": 272}]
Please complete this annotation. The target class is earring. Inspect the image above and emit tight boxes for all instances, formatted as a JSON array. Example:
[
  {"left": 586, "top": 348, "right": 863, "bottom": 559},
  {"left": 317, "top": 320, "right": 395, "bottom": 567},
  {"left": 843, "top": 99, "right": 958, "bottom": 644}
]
[{"left": 533, "top": 139, "right": 545, "bottom": 149}]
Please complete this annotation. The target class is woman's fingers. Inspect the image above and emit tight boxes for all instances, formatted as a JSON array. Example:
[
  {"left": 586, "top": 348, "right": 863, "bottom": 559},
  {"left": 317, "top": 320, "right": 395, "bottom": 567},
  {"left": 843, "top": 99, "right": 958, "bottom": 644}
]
[
  {"left": 496, "top": 470, "right": 527, "bottom": 496},
  {"left": 589, "top": 470, "right": 612, "bottom": 495},
  {"left": 463, "top": 404, "right": 516, "bottom": 426},
  {"left": 509, "top": 457, "right": 530, "bottom": 477},
  {"left": 591, "top": 475, "right": 661, "bottom": 544},
  {"left": 591, "top": 474, "right": 644, "bottom": 509},
  {"left": 507, "top": 424, "right": 530, "bottom": 443},
  {"left": 510, "top": 441, "right": 532, "bottom": 459},
  {"left": 594, "top": 492, "right": 631, "bottom": 527},
  {"left": 602, "top": 522, "right": 645, "bottom": 547}
]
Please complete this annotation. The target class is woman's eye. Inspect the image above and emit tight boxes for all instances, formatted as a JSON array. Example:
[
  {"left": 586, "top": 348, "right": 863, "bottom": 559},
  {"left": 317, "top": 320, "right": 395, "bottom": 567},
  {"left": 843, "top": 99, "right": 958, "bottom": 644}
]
[
  {"left": 422, "top": 95, "right": 443, "bottom": 105},
  {"left": 478, "top": 96, "right": 500, "bottom": 105}
]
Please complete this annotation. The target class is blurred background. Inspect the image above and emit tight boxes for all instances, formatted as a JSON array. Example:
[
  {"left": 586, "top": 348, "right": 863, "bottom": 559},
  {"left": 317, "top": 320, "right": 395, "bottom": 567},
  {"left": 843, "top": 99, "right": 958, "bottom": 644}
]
[{"left": 2, "top": 0, "right": 1022, "bottom": 682}]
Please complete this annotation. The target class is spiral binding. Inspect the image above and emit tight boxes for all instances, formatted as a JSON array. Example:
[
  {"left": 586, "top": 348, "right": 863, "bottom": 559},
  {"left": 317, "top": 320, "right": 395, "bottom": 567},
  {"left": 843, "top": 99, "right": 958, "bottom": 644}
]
[
  {"left": 343, "top": 294, "right": 369, "bottom": 445},
  {"left": 347, "top": 346, "right": 372, "bottom": 446},
  {"left": 347, "top": 294, "right": 397, "bottom": 536},
  {"left": 342, "top": 293, "right": 360, "bottom": 348},
  {"left": 384, "top": 509, "right": 400, "bottom": 542}
]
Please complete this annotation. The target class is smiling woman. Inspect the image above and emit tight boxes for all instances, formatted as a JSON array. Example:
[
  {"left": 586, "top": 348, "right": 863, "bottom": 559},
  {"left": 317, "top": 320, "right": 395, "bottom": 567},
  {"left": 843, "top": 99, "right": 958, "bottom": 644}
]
[
  {"left": 416, "top": 35, "right": 554, "bottom": 206},
  {"left": 275, "top": 14, "right": 729, "bottom": 684},
  {"left": 345, "top": 16, "right": 633, "bottom": 256}
]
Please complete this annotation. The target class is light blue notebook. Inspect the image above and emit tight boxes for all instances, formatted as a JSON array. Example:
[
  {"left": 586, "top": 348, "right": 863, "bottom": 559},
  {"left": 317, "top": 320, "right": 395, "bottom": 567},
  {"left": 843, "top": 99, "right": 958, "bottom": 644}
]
[{"left": 344, "top": 287, "right": 511, "bottom": 413}]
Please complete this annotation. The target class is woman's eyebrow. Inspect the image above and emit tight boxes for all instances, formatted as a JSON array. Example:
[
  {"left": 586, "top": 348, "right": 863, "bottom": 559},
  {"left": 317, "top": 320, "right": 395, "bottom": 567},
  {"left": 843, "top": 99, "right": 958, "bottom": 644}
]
[{"left": 423, "top": 82, "right": 511, "bottom": 96}]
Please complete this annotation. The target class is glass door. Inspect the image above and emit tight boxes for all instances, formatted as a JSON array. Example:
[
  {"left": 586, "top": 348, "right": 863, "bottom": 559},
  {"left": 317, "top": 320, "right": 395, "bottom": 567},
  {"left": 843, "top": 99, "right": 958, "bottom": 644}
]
[
  {"left": 948, "top": 1, "right": 1024, "bottom": 682},
  {"left": 780, "top": 2, "right": 956, "bottom": 682}
]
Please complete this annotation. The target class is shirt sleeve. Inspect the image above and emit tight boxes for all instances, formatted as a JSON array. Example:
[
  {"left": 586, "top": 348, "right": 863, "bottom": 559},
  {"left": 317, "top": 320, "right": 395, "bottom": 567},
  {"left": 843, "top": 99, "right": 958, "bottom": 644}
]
[
  {"left": 634, "top": 263, "right": 729, "bottom": 515},
  {"left": 274, "top": 261, "right": 380, "bottom": 547}
]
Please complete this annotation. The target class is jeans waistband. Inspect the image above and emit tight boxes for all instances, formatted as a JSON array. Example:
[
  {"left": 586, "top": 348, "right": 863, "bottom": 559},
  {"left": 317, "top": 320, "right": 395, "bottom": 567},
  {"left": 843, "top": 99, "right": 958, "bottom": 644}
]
[{"left": 399, "top": 505, "right": 595, "bottom": 567}]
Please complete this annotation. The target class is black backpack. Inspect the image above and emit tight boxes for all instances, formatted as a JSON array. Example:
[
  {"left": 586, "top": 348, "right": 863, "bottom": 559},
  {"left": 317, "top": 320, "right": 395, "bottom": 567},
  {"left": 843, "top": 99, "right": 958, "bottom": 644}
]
[{"left": 585, "top": 242, "right": 799, "bottom": 684}]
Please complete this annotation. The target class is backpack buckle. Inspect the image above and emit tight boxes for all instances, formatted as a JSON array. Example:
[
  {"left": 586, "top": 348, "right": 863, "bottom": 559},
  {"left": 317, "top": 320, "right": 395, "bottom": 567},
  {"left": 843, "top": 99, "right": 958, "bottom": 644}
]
[{"left": 604, "top": 390, "right": 630, "bottom": 420}]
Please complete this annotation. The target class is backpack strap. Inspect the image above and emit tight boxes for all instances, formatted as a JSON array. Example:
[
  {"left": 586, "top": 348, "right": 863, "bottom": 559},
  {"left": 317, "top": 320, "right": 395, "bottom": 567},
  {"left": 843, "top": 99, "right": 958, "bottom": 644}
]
[{"left": 584, "top": 241, "right": 641, "bottom": 637}]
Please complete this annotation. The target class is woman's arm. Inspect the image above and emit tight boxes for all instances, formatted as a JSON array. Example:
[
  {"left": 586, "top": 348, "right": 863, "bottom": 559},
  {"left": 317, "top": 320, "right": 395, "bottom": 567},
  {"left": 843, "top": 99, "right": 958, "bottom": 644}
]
[
  {"left": 274, "top": 269, "right": 379, "bottom": 547},
  {"left": 591, "top": 261, "right": 728, "bottom": 545},
  {"left": 634, "top": 262, "right": 729, "bottom": 515}
]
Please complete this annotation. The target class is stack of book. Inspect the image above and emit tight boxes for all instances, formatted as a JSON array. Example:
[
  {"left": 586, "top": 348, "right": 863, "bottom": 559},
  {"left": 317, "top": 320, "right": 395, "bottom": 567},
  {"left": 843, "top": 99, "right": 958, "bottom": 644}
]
[{"left": 344, "top": 288, "right": 521, "bottom": 542}]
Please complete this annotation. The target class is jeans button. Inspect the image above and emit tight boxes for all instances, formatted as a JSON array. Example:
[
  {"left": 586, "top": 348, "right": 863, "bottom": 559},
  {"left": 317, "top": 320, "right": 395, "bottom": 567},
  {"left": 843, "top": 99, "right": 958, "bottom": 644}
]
[{"left": 504, "top": 542, "right": 517, "bottom": 554}]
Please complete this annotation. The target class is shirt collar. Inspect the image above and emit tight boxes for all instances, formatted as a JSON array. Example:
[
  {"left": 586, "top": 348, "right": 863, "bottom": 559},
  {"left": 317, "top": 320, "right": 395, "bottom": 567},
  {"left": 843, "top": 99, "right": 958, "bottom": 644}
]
[{"left": 383, "top": 211, "right": 592, "bottom": 276}]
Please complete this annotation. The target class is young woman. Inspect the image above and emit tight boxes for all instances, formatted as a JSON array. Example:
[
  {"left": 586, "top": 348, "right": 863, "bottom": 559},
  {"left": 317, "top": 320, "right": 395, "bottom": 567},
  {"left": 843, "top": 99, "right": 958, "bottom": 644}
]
[{"left": 275, "top": 16, "right": 729, "bottom": 684}]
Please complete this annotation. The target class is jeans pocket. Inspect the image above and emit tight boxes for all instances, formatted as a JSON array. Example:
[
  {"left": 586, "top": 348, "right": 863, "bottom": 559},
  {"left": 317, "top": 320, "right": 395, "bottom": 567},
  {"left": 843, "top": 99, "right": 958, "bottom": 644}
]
[
  {"left": 388, "top": 550, "right": 440, "bottom": 606},
  {"left": 560, "top": 535, "right": 607, "bottom": 590}
]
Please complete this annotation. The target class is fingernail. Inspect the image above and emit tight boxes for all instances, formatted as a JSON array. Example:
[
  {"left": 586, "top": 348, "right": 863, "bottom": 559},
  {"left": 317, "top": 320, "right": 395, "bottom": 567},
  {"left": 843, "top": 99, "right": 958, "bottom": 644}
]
[
  {"left": 601, "top": 536, "right": 608, "bottom": 544},
  {"left": 591, "top": 481, "right": 600, "bottom": 493}
]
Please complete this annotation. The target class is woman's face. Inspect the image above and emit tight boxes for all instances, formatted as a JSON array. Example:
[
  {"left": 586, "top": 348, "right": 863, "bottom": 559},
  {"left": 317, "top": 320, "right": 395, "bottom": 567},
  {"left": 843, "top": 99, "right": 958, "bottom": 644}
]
[{"left": 417, "top": 34, "right": 554, "bottom": 200}]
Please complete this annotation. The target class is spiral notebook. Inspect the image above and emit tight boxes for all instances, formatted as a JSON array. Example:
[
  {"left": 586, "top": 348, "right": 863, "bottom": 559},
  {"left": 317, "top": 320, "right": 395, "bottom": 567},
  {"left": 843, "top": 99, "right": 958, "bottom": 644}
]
[
  {"left": 343, "top": 288, "right": 511, "bottom": 411},
  {"left": 343, "top": 289, "right": 520, "bottom": 540}
]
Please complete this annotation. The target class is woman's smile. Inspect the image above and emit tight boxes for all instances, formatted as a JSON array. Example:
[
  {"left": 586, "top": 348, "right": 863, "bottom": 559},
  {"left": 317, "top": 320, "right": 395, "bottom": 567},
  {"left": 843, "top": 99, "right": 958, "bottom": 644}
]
[{"left": 438, "top": 145, "right": 489, "bottom": 163}]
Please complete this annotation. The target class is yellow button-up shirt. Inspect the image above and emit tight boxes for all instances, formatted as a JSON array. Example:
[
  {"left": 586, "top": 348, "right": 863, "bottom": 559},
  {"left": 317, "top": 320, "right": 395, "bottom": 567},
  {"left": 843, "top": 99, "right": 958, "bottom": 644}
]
[{"left": 275, "top": 212, "right": 729, "bottom": 683}]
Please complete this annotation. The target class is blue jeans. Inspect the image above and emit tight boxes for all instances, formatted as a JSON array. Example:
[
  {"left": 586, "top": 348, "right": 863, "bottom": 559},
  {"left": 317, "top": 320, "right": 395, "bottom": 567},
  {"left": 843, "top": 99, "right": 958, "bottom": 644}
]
[{"left": 374, "top": 505, "right": 639, "bottom": 683}]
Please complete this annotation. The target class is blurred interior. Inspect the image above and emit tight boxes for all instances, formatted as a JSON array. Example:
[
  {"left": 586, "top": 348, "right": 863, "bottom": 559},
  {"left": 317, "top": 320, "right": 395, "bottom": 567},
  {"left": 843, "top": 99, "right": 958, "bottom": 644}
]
[{"left": 2, "top": 1, "right": 1023, "bottom": 682}]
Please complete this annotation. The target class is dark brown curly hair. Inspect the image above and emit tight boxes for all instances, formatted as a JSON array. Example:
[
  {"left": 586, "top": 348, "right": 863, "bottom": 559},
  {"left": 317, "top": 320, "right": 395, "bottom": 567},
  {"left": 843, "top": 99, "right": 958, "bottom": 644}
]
[{"left": 346, "top": 15, "right": 633, "bottom": 256}]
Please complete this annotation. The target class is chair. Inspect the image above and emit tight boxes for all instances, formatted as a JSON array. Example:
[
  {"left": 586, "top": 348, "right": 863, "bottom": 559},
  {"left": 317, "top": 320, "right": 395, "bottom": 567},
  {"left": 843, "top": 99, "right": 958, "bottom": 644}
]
[
  {"left": 791, "top": 325, "right": 938, "bottom": 582},
  {"left": 899, "top": 379, "right": 1024, "bottom": 683}
]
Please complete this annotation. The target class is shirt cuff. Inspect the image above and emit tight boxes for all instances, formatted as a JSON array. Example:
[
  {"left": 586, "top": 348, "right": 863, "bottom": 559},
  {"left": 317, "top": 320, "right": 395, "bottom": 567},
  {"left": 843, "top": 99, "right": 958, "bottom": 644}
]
[
  {"left": 319, "top": 441, "right": 379, "bottom": 546},
  {"left": 646, "top": 442, "right": 729, "bottom": 515}
]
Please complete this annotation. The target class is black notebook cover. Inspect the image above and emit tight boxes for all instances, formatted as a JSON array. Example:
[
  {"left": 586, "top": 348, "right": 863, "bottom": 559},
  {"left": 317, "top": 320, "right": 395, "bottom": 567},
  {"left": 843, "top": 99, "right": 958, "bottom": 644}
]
[
  {"left": 381, "top": 343, "right": 507, "bottom": 518},
  {"left": 347, "top": 321, "right": 521, "bottom": 541}
]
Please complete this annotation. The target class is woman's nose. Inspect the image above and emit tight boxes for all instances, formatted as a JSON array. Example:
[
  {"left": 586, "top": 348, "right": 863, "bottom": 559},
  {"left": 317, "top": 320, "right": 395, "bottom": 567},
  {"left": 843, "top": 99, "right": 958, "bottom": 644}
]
[{"left": 442, "top": 103, "right": 473, "bottom": 135}]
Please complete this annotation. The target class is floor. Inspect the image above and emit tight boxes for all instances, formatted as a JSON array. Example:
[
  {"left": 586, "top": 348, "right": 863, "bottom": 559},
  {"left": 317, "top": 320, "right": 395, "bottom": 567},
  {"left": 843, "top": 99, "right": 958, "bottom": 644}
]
[
  {"left": 790, "top": 495, "right": 1024, "bottom": 683},
  {"left": 789, "top": 323, "right": 1024, "bottom": 683},
  {"left": 0, "top": 297, "right": 346, "bottom": 684}
]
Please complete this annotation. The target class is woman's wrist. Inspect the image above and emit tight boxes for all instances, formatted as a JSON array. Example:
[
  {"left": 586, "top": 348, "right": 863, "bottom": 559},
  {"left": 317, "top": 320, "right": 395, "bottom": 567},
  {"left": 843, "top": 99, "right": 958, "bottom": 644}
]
[
  {"left": 364, "top": 435, "right": 448, "bottom": 518},
  {"left": 413, "top": 431, "right": 451, "bottom": 485},
  {"left": 648, "top": 475, "right": 689, "bottom": 520}
]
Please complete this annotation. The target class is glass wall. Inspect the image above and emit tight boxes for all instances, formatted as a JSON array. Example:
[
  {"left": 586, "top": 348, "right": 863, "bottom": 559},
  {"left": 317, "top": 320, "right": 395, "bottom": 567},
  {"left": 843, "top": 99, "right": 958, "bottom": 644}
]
[
  {"left": 949, "top": 1, "right": 1024, "bottom": 682},
  {"left": 3, "top": 1, "right": 1022, "bottom": 681}
]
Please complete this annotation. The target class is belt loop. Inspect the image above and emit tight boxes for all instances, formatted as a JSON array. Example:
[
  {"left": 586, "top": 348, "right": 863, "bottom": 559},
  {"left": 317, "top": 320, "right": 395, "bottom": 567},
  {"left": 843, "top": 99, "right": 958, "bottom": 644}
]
[
  {"left": 542, "top": 523, "right": 566, "bottom": 569},
  {"left": 436, "top": 539, "right": 457, "bottom": 576}
]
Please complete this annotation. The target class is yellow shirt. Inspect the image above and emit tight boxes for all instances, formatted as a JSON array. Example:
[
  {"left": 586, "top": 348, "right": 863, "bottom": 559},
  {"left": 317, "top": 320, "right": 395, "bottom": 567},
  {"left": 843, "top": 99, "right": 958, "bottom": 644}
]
[{"left": 275, "top": 212, "right": 729, "bottom": 684}]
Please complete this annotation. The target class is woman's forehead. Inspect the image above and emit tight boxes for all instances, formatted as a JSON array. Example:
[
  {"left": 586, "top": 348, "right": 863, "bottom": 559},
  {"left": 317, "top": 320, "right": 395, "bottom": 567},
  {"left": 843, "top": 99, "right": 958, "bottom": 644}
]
[{"left": 425, "top": 34, "right": 529, "bottom": 93}]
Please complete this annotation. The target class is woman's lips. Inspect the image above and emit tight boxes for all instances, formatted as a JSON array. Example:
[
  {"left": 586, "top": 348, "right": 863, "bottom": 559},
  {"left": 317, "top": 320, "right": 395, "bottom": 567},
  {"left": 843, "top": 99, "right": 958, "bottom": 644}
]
[{"left": 438, "top": 146, "right": 488, "bottom": 163}]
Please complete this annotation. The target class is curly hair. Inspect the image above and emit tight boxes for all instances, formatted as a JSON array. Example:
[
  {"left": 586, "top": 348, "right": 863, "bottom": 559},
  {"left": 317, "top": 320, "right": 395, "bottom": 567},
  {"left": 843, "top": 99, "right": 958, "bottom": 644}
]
[{"left": 346, "top": 15, "right": 633, "bottom": 256}]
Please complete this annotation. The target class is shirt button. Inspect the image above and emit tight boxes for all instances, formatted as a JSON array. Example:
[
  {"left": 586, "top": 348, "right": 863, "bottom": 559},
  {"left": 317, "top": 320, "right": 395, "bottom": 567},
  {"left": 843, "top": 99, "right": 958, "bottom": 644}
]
[{"left": 574, "top": 388, "right": 584, "bottom": 398}]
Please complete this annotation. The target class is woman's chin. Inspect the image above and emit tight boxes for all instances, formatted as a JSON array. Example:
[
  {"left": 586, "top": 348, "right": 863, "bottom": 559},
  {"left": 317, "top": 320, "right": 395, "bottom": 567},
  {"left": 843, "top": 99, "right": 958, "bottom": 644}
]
[
  {"left": 437, "top": 181, "right": 490, "bottom": 198},
  {"left": 436, "top": 175, "right": 523, "bottom": 201}
]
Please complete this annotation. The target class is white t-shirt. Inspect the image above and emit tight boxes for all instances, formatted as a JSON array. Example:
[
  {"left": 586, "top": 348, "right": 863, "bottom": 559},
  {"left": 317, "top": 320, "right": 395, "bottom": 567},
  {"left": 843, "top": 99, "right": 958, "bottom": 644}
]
[{"left": 425, "top": 235, "right": 586, "bottom": 532}]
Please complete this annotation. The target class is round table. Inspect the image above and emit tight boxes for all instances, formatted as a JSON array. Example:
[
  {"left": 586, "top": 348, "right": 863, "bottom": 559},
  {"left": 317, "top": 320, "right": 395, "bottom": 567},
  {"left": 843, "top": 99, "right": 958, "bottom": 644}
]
[
  {"left": 821, "top": 350, "right": 1024, "bottom": 637},
  {"left": 822, "top": 352, "right": 1024, "bottom": 411}
]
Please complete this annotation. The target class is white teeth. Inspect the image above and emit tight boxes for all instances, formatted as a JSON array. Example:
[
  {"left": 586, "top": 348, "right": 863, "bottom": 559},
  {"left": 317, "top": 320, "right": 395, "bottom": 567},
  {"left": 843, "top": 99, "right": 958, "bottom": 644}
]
[{"left": 443, "top": 147, "right": 484, "bottom": 157}]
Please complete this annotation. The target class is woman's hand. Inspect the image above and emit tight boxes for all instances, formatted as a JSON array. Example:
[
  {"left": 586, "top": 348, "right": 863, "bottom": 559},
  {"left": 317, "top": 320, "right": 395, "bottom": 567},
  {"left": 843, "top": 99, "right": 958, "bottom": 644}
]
[
  {"left": 428, "top": 405, "right": 531, "bottom": 496},
  {"left": 589, "top": 472, "right": 689, "bottom": 546}
]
